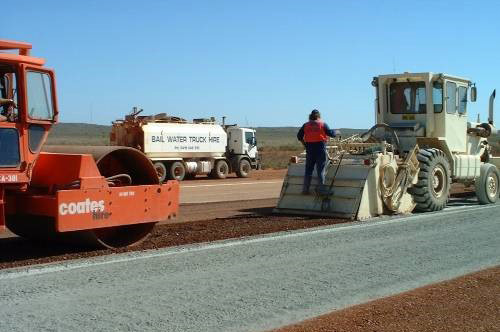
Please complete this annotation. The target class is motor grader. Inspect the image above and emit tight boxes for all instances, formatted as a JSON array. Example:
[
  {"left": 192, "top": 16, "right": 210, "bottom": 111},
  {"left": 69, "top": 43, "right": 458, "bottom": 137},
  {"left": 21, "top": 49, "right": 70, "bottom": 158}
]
[
  {"left": 0, "top": 40, "right": 179, "bottom": 248},
  {"left": 275, "top": 72, "right": 499, "bottom": 220}
]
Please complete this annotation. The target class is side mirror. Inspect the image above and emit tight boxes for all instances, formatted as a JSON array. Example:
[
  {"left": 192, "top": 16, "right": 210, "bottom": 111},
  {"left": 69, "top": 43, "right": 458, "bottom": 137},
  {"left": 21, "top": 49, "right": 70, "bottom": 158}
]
[{"left": 471, "top": 86, "right": 477, "bottom": 102}]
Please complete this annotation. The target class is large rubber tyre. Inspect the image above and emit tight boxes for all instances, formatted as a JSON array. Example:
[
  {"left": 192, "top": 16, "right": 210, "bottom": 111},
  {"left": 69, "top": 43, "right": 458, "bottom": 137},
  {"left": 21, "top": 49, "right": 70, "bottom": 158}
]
[
  {"left": 153, "top": 162, "right": 167, "bottom": 183},
  {"left": 408, "top": 148, "right": 451, "bottom": 212},
  {"left": 475, "top": 163, "right": 499, "bottom": 204},
  {"left": 210, "top": 160, "right": 229, "bottom": 179},
  {"left": 236, "top": 159, "right": 251, "bottom": 178},
  {"left": 168, "top": 161, "right": 186, "bottom": 181}
]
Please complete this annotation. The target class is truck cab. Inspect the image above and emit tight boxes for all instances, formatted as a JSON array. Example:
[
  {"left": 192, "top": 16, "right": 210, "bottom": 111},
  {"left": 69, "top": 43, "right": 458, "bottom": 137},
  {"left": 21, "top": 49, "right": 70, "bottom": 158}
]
[{"left": 227, "top": 126, "right": 261, "bottom": 172}]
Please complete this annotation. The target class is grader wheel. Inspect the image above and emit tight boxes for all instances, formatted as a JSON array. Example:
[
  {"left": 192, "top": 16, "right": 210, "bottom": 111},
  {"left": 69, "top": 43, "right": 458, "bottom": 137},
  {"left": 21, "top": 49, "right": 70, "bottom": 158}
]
[
  {"left": 408, "top": 148, "right": 451, "bottom": 212},
  {"left": 475, "top": 163, "right": 500, "bottom": 204}
]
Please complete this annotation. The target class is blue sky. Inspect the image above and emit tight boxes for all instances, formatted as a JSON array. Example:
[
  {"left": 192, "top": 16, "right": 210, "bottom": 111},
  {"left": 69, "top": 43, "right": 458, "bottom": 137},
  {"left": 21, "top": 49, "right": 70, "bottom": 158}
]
[{"left": 3, "top": 0, "right": 500, "bottom": 127}]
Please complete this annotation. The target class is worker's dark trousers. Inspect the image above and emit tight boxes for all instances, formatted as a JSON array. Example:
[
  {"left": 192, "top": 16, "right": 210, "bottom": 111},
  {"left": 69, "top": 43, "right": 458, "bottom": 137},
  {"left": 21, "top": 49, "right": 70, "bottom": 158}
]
[{"left": 303, "top": 146, "right": 327, "bottom": 194}]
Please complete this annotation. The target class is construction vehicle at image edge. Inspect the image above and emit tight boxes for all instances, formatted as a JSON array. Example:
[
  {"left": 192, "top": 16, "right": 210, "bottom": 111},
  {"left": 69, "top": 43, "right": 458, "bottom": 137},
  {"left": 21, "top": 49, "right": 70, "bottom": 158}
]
[
  {"left": 0, "top": 40, "right": 179, "bottom": 248},
  {"left": 275, "top": 72, "right": 500, "bottom": 220},
  {"left": 110, "top": 109, "right": 261, "bottom": 181}
]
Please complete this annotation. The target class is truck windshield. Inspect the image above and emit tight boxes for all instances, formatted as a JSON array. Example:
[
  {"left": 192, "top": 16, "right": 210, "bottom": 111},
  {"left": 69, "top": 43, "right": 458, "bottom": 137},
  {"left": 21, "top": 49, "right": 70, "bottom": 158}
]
[{"left": 390, "top": 82, "right": 426, "bottom": 114}]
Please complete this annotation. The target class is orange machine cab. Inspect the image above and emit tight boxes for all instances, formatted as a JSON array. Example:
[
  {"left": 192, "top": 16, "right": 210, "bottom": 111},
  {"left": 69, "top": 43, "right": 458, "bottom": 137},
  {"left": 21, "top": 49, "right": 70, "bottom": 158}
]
[{"left": 0, "top": 40, "right": 57, "bottom": 188}]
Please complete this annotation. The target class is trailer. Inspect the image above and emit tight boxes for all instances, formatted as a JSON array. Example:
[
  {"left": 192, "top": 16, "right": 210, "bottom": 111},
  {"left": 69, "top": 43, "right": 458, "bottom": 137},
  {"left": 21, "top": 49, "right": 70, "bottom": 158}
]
[{"left": 111, "top": 110, "right": 261, "bottom": 181}]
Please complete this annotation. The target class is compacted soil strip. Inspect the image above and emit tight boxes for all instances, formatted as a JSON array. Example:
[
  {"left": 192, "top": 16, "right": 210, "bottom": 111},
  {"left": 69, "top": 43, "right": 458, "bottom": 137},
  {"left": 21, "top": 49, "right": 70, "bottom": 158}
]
[
  {"left": 0, "top": 188, "right": 475, "bottom": 270},
  {"left": 272, "top": 266, "right": 500, "bottom": 332},
  {"left": 0, "top": 214, "right": 344, "bottom": 270}
]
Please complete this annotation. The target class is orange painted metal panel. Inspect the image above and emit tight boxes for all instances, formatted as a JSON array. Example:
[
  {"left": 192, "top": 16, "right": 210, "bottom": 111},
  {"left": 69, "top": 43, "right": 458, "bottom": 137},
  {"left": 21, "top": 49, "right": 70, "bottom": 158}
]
[
  {"left": 14, "top": 181, "right": 179, "bottom": 232},
  {"left": 54, "top": 181, "right": 179, "bottom": 232},
  {"left": 0, "top": 39, "right": 32, "bottom": 55},
  {"left": 31, "top": 153, "right": 104, "bottom": 189},
  {"left": 0, "top": 54, "right": 44, "bottom": 66},
  {"left": 0, "top": 189, "right": 5, "bottom": 232}
]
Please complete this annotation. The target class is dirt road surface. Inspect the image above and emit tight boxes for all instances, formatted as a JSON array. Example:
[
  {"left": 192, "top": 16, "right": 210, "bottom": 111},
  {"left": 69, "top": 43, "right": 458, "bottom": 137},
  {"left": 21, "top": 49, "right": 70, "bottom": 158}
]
[
  {"left": 180, "top": 179, "right": 283, "bottom": 203},
  {"left": 179, "top": 169, "right": 285, "bottom": 203},
  {"left": 0, "top": 203, "right": 498, "bottom": 332},
  {"left": 0, "top": 170, "right": 285, "bottom": 240},
  {"left": 273, "top": 266, "right": 500, "bottom": 332},
  {"left": 177, "top": 198, "right": 278, "bottom": 223}
]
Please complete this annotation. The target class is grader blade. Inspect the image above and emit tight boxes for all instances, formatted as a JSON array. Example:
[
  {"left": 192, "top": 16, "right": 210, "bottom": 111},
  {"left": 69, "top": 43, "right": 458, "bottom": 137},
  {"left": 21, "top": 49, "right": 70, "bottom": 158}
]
[
  {"left": 274, "top": 148, "right": 419, "bottom": 221},
  {"left": 275, "top": 159, "right": 377, "bottom": 220}
]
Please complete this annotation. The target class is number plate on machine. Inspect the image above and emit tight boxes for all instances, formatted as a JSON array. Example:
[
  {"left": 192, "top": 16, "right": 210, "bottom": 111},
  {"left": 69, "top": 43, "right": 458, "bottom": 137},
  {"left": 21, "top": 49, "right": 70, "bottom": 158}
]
[{"left": 0, "top": 174, "right": 18, "bottom": 183}]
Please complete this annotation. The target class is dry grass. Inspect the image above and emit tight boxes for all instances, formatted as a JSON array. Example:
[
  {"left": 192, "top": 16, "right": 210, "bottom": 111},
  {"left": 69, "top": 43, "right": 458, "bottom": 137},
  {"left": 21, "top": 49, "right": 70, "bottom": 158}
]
[{"left": 260, "top": 146, "right": 303, "bottom": 169}]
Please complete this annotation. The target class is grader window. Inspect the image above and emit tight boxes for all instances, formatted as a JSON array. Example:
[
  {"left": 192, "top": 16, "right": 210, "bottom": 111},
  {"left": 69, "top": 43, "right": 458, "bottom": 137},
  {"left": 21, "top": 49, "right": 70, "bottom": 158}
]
[
  {"left": 446, "top": 82, "right": 457, "bottom": 114},
  {"left": 458, "top": 86, "right": 467, "bottom": 114},
  {"left": 433, "top": 82, "right": 443, "bottom": 113},
  {"left": 389, "top": 82, "right": 427, "bottom": 114}
]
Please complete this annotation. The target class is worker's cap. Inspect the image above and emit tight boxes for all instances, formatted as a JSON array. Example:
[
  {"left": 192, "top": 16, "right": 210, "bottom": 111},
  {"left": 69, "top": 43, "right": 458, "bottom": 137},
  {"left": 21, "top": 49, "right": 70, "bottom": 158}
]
[{"left": 310, "top": 109, "right": 321, "bottom": 119}]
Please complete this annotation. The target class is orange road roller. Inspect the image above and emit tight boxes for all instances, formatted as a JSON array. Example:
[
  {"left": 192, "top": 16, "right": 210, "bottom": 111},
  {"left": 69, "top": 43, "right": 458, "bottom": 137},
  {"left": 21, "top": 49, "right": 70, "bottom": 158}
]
[{"left": 0, "top": 40, "right": 179, "bottom": 248}]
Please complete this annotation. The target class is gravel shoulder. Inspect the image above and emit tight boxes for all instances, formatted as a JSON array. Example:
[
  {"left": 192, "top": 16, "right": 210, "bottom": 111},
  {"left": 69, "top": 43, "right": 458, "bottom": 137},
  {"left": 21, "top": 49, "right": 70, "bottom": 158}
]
[
  {"left": 0, "top": 208, "right": 343, "bottom": 270},
  {"left": 272, "top": 266, "right": 500, "bottom": 332},
  {"left": 0, "top": 192, "right": 478, "bottom": 270},
  {"left": 1, "top": 204, "right": 498, "bottom": 332}
]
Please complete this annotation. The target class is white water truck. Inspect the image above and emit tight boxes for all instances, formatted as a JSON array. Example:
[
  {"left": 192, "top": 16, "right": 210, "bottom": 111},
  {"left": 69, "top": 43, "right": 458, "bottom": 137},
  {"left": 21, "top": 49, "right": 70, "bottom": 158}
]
[{"left": 111, "top": 108, "right": 261, "bottom": 181}]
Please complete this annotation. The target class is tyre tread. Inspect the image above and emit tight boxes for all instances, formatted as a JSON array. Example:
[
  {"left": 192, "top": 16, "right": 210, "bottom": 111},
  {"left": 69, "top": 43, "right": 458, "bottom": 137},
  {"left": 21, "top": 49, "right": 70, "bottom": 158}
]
[{"left": 409, "top": 148, "right": 451, "bottom": 212}]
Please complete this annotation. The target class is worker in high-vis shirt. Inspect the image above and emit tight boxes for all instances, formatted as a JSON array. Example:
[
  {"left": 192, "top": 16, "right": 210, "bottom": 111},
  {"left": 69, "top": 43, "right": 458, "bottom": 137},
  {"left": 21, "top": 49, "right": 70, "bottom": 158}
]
[{"left": 297, "top": 109, "right": 337, "bottom": 194}]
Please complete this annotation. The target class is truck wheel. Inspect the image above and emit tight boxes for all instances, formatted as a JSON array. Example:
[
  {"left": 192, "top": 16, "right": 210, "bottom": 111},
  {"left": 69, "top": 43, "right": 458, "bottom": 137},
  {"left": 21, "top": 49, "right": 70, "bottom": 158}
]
[
  {"left": 475, "top": 163, "right": 499, "bottom": 204},
  {"left": 236, "top": 159, "right": 251, "bottom": 178},
  {"left": 408, "top": 148, "right": 451, "bottom": 212},
  {"left": 153, "top": 162, "right": 167, "bottom": 183},
  {"left": 168, "top": 161, "right": 186, "bottom": 181},
  {"left": 211, "top": 160, "right": 229, "bottom": 179}
]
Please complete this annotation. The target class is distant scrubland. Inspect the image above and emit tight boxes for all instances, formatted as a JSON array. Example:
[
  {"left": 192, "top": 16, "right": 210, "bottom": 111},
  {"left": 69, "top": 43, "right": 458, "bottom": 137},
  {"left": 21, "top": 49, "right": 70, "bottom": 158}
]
[{"left": 46, "top": 123, "right": 366, "bottom": 169}]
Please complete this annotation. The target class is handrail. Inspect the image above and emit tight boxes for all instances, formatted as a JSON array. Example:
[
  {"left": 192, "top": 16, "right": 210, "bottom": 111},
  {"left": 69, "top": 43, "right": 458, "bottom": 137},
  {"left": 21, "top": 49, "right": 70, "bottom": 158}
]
[{"left": 0, "top": 39, "right": 32, "bottom": 56}]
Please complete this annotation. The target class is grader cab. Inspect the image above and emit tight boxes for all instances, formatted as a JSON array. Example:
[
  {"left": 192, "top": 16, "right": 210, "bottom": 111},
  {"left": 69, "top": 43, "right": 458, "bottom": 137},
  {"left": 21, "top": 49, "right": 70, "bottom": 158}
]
[{"left": 275, "top": 72, "right": 499, "bottom": 219}]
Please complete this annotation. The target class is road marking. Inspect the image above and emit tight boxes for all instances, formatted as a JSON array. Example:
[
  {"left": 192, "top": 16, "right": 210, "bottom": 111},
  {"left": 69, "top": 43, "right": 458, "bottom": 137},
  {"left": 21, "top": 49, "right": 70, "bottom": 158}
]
[
  {"left": 182, "top": 180, "right": 282, "bottom": 188},
  {"left": 0, "top": 204, "right": 498, "bottom": 281}
]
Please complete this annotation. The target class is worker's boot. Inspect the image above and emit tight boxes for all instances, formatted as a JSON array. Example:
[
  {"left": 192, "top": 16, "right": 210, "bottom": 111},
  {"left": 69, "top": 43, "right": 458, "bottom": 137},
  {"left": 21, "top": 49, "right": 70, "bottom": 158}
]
[{"left": 302, "top": 176, "right": 312, "bottom": 195}]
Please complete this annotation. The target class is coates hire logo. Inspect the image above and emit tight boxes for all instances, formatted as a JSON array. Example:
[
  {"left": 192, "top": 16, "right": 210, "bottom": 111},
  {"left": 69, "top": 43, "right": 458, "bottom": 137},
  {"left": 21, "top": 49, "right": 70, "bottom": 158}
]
[{"left": 59, "top": 199, "right": 105, "bottom": 216}]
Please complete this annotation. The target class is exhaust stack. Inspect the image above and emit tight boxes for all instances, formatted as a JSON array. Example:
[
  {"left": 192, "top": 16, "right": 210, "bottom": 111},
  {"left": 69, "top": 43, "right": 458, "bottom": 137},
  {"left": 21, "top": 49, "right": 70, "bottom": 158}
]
[{"left": 489, "top": 89, "right": 496, "bottom": 125}]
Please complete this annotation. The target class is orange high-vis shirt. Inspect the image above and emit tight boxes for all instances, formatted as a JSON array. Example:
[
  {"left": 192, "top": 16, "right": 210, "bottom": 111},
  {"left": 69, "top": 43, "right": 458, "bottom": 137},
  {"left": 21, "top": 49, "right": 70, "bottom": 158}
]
[{"left": 303, "top": 120, "right": 328, "bottom": 143}]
